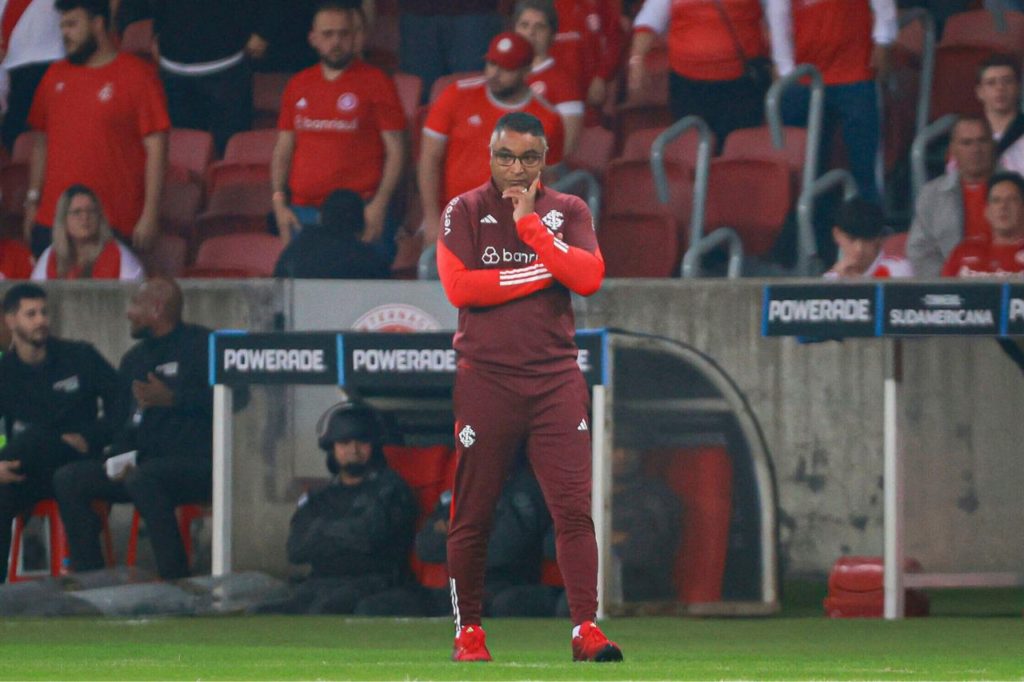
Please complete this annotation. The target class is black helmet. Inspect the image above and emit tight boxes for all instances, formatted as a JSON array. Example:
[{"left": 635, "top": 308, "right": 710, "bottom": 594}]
[{"left": 316, "top": 399, "right": 381, "bottom": 474}]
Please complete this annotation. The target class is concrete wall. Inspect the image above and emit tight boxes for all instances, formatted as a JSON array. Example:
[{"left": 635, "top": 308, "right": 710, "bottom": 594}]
[{"left": 24, "top": 279, "right": 1024, "bottom": 578}]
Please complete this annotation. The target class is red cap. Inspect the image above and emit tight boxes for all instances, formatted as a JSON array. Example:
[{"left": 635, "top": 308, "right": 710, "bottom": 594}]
[{"left": 485, "top": 32, "right": 534, "bottom": 71}]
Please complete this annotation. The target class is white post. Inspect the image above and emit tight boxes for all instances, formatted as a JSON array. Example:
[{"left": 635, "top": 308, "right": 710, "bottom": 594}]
[
  {"left": 212, "top": 384, "right": 233, "bottom": 577},
  {"left": 883, "top": 340, "right": 904, "bottom": 619},
  {"left": 591, "top": 384, "right": 608, "bottom": 620}
]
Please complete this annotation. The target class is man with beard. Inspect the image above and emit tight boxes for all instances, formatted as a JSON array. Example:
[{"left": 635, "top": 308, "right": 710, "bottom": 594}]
[
  {"left": 23, "top": 0, "right": 169, "bottom": 257},
  {"left": 271, "top": 1, "right": 405, "bottom": 262},
  {"left": 0, "top": 283, "right": 120, "bottom": 583},
  {"left": 53, "top": 278, "right": 213, "bottom": 581},
  {"left": 418, "top": 31, "right": 565, "bottom": 244}
]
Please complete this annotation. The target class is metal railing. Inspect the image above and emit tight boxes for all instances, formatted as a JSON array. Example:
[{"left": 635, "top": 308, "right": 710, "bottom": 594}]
[
  {"left": 796, "top": 168, "right": 859, "bottom": 276},
  {"left": 550, "top": 169, "right": 601, "bottom": 229},
  {"left": 910, "top": 113, "right": 956, "bottom": 206}
]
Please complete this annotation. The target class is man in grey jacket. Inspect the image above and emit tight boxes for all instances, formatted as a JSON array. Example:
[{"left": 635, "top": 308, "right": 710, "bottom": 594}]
[{"left": 908, "top": 116, "right": 996, "bottom": 277}]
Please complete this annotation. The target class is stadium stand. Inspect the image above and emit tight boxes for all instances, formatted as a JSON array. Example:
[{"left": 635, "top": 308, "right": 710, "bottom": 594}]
[
  {"left": 140, "top": 234, "right": 189, "bottom": 278},
  {"left": 7, "top": 499, "right": 114, "bottom": 582},
  {"left": 252, "top": 72, "right": 291, "bottom": 130},
  {"left": 185, "top": 233, "right": 283, "bottom": 278},
  {"left": 598, "top": 212, "right": 679, "bottom": 277},
  {"left": 205, "top": 130, "right": 277, "bottom": 194},
  {"left": 0, "top": 132, "right": 39, "bottom": 239},
  {"left": 125, "top": 504, "right": 211, "bottom": 571},
  {"left": 118, "top": 19, "right": 154, "bottom": 61}
]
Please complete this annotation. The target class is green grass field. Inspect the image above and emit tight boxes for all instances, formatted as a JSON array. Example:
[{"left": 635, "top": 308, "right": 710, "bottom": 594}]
[{"left": 1, "top": 585, "right": 1022, "bottom": 680}]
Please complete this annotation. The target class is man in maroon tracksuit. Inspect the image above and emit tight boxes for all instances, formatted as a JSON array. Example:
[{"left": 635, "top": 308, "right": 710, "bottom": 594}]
[{"left": 436, "top": 111, "right": 622, "bottom": 664}]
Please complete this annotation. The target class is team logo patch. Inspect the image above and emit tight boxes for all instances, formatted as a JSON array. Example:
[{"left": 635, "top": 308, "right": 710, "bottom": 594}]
[
  {"left": 459, "top": 425, "right": 476, "bottom": 447},
  {"left": 337, "top": 93, "right": 358, "bottom": 112},
  {"left": 353, "top": 304, "right": 441, "bottom": 332},
  {"left": 53, "top": 375, "right": 80, "bottom": 393},
  {"left": 56, "top": 81, "right": 65, "bottom": 92},
  {"left": 586, "top": 12, "right": 601, "bottom": 31},
  {"left": 530, "top": 81, "right": 547, "bottom": 97},
  {"left": 468, "top": 114, "right": 482, "bottom": 127},
  {"left": 296, "top": 97, "right": 308, "bottom": 109},
  {"left": 98, "top": 83, "right": 114, "bottom": 102},
  {"left": 156, "top": 361, "right": 179, "bottom": 378},
  {"left": 481, "top": 246, "right": 500, "bottom": 265},
  {"left": 480, "top": 214, "right": 497, "bottom": 224},
  {"left": 577, "top": 418, "right": 588, "bottom": 431},
  {"left": 541, "top": 209, "right": 564, "bottom": 232},
  {"left": 497, "top": 37, "right": 513, "bottom": 53}
]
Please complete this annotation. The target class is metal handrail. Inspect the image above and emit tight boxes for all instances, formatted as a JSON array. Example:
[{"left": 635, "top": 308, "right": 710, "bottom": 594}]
[
  {"left": 649, "top": 115, "right": 713, "bottom": 277},
  {"left": 796, "top": 169, "right": 859, "bottom": 276},
  {"left": 910, "top": 113, "right": 956, "bottom": 205},
  {"left": 550, "top": 169, "right": 601, "bottom": 229},
  {"left": 766, "top": 64, "right": 825, "bottom": 274},
  {"left": 680, "top": 227, "right": 744, "bottom": 279},
  {"left": 898, "top": 8, "right": 937, "bottom": 137}
]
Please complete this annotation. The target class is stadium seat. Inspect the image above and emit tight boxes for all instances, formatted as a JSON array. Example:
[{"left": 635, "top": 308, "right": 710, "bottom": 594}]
[
  {"left": 206, "top": 130, "right": 277, "bottom": 192},
  {"left": 119, "top": 19, "right": 154, "bottom": 59},
  {"left": 0, "top": 131, "right": 40, "bottom": 237},
  {"left": 704, "top": 158, "right": 793, "bottom": 257},
  {"left": 7, "top": 499, "right": 113, "bottom": 582},
  {"left": 565, "top": 126, "right": 615, "bottom": 181},
  {"left": 125, "top": 504, "right": 211, "bottom": 570},
  {"left": 140, "top": 233, "right": 188, "bottom": 277},
  {"left": 253, "top": 72, "right": 291, "bottom": 129},
  {"left": 429, "top": 71, "right": 481, "bottom": 103},
  {"left": 393, "top": 72, "right": 423, "bottom": 126},
  {"left": 186, "top": 232, "right": 283, "bottom": 277},
  {"left": 612, "top": 103, "right": 675, "bottom": 156},
  {"left": 159, "top": 179, "right": 204, "bottom": 238},
  {"left": 169, "top": 128, "right": 215, "bottom": 185},
  {"left": 598, "top": 212, "right": 680, "bottom": 277},
  {"left": 720, "top": 126, "right": 807, "bottom": 189},
  {"left": 939, "top": 9, "right": 1024, "bottom": 52},
  {"left": 603, "top": 156, "right": 692, "bottom": 237},
  {"left": 929, "top": 45, "right": 1005, "bottom": 120}
]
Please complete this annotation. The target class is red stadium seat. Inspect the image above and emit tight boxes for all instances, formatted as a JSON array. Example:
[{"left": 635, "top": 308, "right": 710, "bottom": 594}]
[
  {"left": 125, "top": 504, "right": 210, "bottom": 570},
  {"left": 140, "top": 233, "right": 188, "bottom": 277},
  {"left": 253, "top": 72, "right": 291, "bottom": 130},
  {"left": 119, "top": 19, "right": 154, "bottom": 59},
  {"left": 160, "top": 179, "right": 204, "bottom": 238},
  {"left": 382, "top": 444, "right": 453, "bottom": 518},
  {"left": 186, "top": 233, "right": 283, "bottom": 277},
  {"left": 704, "top": 158, "right": 792, "bottom": 257},
  {"left": 940, "top": 9, "right": 1024, "bottom": 51},
  {"left": 598, "top": 212, "right": 680, "bottom": 277},
  {"left": 721, "top": 126, "right": 806, "bottom": 187},
  {"left": 621, "top": 126, "right": 710, "bottom": 169},
  {"left": 612, "top": 103, "right": 675, "bottom": 156},
  {"left": 206, "top": 130, "right": 278, "bottom": 192},
  {"left": 565, "top": 126, "right": 614, "bottom": 181},
  {"left": 168, "top": 129, "right": 215, "bottom": 185},
  {"left": 8, "top": 499, "right": 113, "bottom": 582},
  {"left": 203, "top": 182, "right": 273, "bottom": 217},
  {"left": 603, "top": 158, "right": 692, "bottom": 237},
  {"left": 393, "top": 72, "right": 423, "bottom": 126},
  {"left": 429, "top": 71, "right": 481, "bottom": 103},
  {"left": 930, "top": 45, "right": 1008, "bottom": 120}
]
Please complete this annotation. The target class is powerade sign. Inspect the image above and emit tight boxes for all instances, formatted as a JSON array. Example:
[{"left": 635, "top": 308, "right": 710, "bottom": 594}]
[
  {"left": 211, "top": 330, "right": 608, "bottom": 387},
  {"left": 763, "top": 283, "right": 1022, "bottom": 337},
  {"left": 763, "top": 285, "right": 877, "bottom": 337}
]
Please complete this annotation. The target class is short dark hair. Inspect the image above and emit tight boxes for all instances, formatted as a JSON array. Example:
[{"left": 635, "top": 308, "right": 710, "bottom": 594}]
[
  {"left": 3, "top": 283, "right": 47, "bottom": 315},
  {"left": 314, "top": 0, "right": 363, "bottom": 24},
  {"left": 952, "top": 114, "right": 993, "bottom": 140},
  {"left": 513, "top": 0, "right": 559, "bottom": 34},
  {"left": 55, "top": 0, "right": 110, "bottom": 25},
  {"left": 492, "top": 112, "right": 547, "bottom": 141},
  {"left": 978, "top": 53, "right": 1022, "bottom": 84},
  {"left": 988, "top": 170, "right": 1024, "bottom": 200},
  {"left": 320, "top": 189, "right": 365, "bottom": 237},
  {"left": 834, "top": 198, "right": 886, "bottom": 240}
]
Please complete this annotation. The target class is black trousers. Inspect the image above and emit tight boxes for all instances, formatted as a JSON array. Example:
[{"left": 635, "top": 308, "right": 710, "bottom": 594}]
[
  {"left": 668, "top": 69, "right": 768, "bottom": 150},
  {"left": 53, "top": 456, "right": 212, "bottom": 580},
  {"left": 160, "top": 60, "right": 253, "bottom": 155},
  {"left": 0, "top": 429, "right": 80, "bottom": 583},
  {"left": 250, "top": 575, "right": 395, "bottom": 615},
  {"left": 2, "top": 61, "right": 52, "bottom": 152}
]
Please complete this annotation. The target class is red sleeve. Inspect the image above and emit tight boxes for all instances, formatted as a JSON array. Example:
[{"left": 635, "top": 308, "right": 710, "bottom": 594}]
[
  {"left": 941, "top": 246, "right": 962, "bottom": 277},
  {"left": 373, "top": 72, "right": 407, "bottom": 132},
  {"left": 133, "top": 59, "right": 171, "bottom": 136},
  {"left": 423, "top": 83, "right": 458, "bottom": 138},
  {"left": 597, "top": 0, "right": 626, "bottom": 81},
  {"left": 515, "top": 196, "right": 604, "bottom": 296},
  {"left": 27, "top": 65, "right": 53, "bottom": 132},
  {"left": 0, "top": 240, "right": 33, "bottom": 279},
  {"left": 436, "top": 196, "right": 554, "bottom": 308},
  {"left": 278, "top": 78, "right": 297, "bottom": 130}
]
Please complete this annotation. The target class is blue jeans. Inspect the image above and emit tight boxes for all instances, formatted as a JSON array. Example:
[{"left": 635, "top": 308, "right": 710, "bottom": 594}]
[
  {"left": 781, "top": 79, "right": 881, "bottom": 204},
  {"left": 399, "top": 12, "right": 503, "bottom": 103}
]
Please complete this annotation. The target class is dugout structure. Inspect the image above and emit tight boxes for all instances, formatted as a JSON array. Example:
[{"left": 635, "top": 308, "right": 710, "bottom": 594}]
[
  {"left": 209, "top": 329, "right": 779, "bottom": 617},
  {"left": 765, "top": 281, "right": 1024, "bottom": 619}
]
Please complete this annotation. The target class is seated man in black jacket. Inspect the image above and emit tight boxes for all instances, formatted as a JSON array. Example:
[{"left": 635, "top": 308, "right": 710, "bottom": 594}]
[
  {"left": 0, "top": 284, "right": 121, "bottom": 583},
  {"left": 54, "top": 277, "right": 213, "bottom": 580},
  {"left": 273, "top": 189, "right": 391, "bottom": 280},
  {"left": 253, "top": 398, "right": 418, "bottom": 614}
]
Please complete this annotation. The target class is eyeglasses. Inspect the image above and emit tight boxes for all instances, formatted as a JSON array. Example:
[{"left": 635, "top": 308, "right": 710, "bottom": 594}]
[
  {"left": 491, "top": 150, "right": 545, "bottom": 168},
  {"left": 67, "top": 207, "right": 98, "bottom": 218}
]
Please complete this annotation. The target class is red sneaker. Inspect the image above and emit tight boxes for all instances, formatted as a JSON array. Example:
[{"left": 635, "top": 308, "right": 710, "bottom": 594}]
[
  {"left": 451, "top": 625, "right": 492, "bottom": 662},
  {"left": 572, "top": 621, "right": 623, "bottom": 662}
]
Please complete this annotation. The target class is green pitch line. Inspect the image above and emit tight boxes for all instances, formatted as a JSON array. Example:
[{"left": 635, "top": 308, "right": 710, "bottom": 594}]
[{"left": 1, "top": 615, "right": 1022, "bottom": 681}]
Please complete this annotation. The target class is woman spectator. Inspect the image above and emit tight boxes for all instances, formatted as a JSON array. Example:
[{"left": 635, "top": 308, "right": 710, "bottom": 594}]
[
  {"left": 32, "top": 185, "right": 144, "bottom": 281},
  {"left": 627, "top": 0, "right": 784, "bottom": 144}
]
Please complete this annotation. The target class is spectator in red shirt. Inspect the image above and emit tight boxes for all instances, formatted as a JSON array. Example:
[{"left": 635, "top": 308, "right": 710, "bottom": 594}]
[
  {"left": 271, "top": 2, "right": 405, "bottom": 261},
  {"left": 514, "top": 0, "right": 584, "bottom": 156},
  {"left": 549, "top": 0, "right": 624, "bottom": 123},
  {"left": 943, "top": 171, "right": 1024, "bottom": 277},
  {"left": 768, "top": 0, "right": 897, "bottom": 204},
  {"left": 0, "top": 239, "right": 32, "bottom": 280},
  {"left": 31, "top": 184, "right": 144, "bottom": 281},
  {"left": 824, "top": 198, "right": 912, "bottom": 279},
  {"left": 418, "top": 31, "right": 565, "bottom": 243},
  {"left": 628, "top": 0, "right": 783, "bottom": 144},
  {"left": 24, "top": 0, "right": 169, "bottom": 258}
]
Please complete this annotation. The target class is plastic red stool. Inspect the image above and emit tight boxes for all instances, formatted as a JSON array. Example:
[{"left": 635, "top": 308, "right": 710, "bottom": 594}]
[
  {"left": 125, "top": 504, "right": 211, "bottom": 568},
  {"left": 8, "top": 499, "right": 114, "bottom": 582}
]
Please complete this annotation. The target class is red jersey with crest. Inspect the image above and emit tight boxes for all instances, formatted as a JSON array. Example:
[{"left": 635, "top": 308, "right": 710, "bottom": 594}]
[
  {"left": 551, "top": 0, "right": 624, "bottom": 93},
  {"left": 423, "top": 77, "right": 565, "bottom": 204},
  {"left": 279, "top": 61, "right": 406, "bottom": 206},
  {"left": 942, "top": 236, "right": 1024, "bottom": 277},
  {"left": 436, "top": 181, "right": 604, "bottom": 375},
  {"left": 28, "top": 53, "right": 170, "bottom": 236},
  {"left": 527, "top": 58, "right": 584, "bottom": 118}
]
